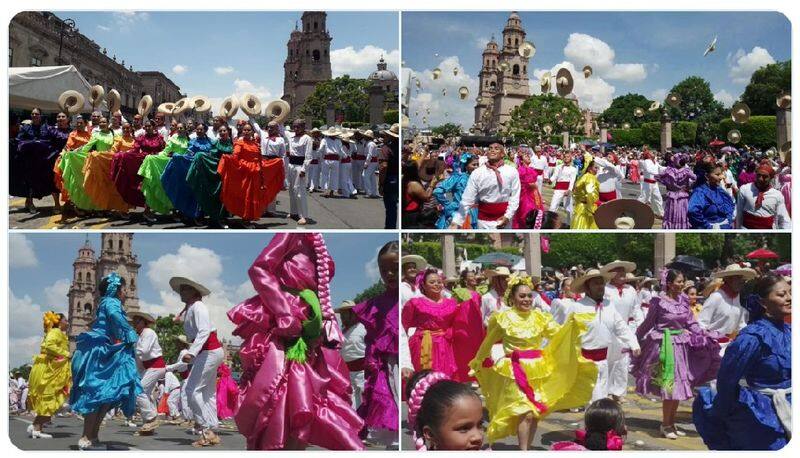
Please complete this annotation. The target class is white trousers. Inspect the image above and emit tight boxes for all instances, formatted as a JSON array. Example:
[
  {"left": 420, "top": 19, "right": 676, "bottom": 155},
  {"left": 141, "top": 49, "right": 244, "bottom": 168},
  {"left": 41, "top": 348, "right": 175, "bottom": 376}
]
[
  {"left": 339, "top": 162, "right": 356, "bottom": 196},
  {"left": 349, "top": 370, "right": 364, "bottom": 409},
  {"left": 638, "top": 182, "right": 664, "bottom": 217},
  {"left": 321, "top": 159, "right": 340, "bottom": 192},
  {"left": 287, "top": 164, "right": 309, "bottom": 219},
  {"left": 185, "top": 348, "right": 223, "bottom": 430},
  {"left": 607, "top": 345, "right": 630, "bottom": 398},
  {"left": 308, "top": 162, "right": 321, "bottom": 191},
  {"left": 136, "top": 367, "right": 166, "bottom": 422},
  {"left": 590, "top": 359, "right": 610, "bottom": 402},
  {"left": 282, "top": 157, "right": 289, "bottom": 188},
  {"left": 363, "top": 161, "right": 379, "bottom": 196},
  {"left": 549, "top": 189, "right": 573, "bottom": 215},
  {"left": 166, "top": 388, "right": 182, "bottom": 418},
  {"left": 352, "top": 160, "right": 365, "bottom": 191},
  {"left": 19, "top": 388, "right": 28, "bottom": 412},
  {"left": 477, "top": 217, "right": 510, "bottom": 230},
  {"left": 180, "top": 382, "right": 193, "bottom": 420}
]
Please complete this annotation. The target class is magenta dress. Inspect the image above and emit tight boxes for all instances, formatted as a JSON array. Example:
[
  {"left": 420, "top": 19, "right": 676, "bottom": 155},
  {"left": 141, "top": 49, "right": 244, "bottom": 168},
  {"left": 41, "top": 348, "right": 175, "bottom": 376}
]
[
  {"left": 657, "top": 166, "right": 696, "bottom": 229},
  {"left": 402, "top": 296, "right": 460, "bottom": 378},
  {"left": 780, "top": 172, "right": 791, "bottom": 216},
  {"left": 228, "top": 233, "right": 364, "bottom": 450},
  {"left": 216, "top": 363, "right": 239, "bottom": 420},
  {"left": 352, "top": 290, "right": 398, "bottom": 432},
  {"left": 513, "top": 165, "right": 544, "bottom": 229},
  {"left": 110, "top": 133, "right": 165, "bottom": 207},
  {"left": 629, "top": 160, "right": 640, "bottom": 183},
  {"left": 632, "top": 293, "right": 722, "bottom": 400}
]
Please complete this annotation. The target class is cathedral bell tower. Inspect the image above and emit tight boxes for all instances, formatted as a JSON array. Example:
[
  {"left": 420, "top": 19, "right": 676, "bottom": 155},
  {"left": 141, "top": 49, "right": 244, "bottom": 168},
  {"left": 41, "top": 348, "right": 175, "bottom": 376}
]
[
  {"left": 67, "top": 238, "right": 97, "bottom": 347},
  {"left": 282, "top": 11, "right": 333, "bottom": 120}
]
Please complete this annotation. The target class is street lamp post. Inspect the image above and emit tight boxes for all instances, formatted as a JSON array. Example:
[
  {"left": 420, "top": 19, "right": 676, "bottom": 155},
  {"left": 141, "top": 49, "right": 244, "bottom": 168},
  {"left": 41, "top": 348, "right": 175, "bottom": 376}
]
[{"left": 55, "top": 17, "right": 76, "bottom": 65}]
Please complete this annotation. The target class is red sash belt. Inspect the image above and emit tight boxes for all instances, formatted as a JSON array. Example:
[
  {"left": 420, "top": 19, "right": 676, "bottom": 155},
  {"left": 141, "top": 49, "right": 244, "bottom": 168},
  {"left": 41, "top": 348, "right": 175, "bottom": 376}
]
[
  {"left": 201, "top": 331, "right": 222, "bottom": 352},
  {"left": 534, "top": 168, "right": 544, "bottom": 174},
  {"left": 370, "top": 157, "right": 379, "bottom": 163},
  {"left": 179, "top": 370, "right": 190, "bottom": 379},
  {"left": 510, "top": 350, "right": 548, "bottom": 413},
  {"left": 742, "top": 212, "right": 774, "bottom": 229},
  {"left": 324, "top": 154, "right": 340, "bottom": 161},
  {"left": 346, "top": 358, "right": 366, "bottom": 372},
  {"left": 353, "top": 155, "right": 367, "bottom": 160},
  {"left": 310, "top": 159, "right": 319, "bottom": 164},
  {"left": 143, "top": 356, "right": 166, "bottom": 369},
  {"left": 717, "top": 337, "right": 731, "bottom": 344},
  {"left": 341, "top": 157, "right": 352, "bottom": 164},
  {"left": 644, "top": 178, "right": 656, "bottom": 184},
  {"left": 598, "top": 190, "right": 618, "bottom": 203},
  {"left": 581, "top": 347, "right": 608, "bottom": 361},
  {"left": 554, "top": 181, "right": 570, "bottom": 191},
  {"left": 477, "top": 201, "right": 509, "bottom": 221}
]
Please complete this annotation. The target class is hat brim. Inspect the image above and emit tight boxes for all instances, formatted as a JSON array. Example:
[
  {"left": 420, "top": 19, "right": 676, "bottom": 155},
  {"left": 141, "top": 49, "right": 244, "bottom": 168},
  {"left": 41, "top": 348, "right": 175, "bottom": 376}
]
[
  {"left": 401, "top": 255, "right": 428, "bottom": 271},
  {"left": 128, "top": 311, "right": 156, "bottom": 324},
  {"left": 600, "top": 261, "right": 637, "bottom": 274},
  {"left": 572, "top": 272, "right": 614, "bottom": 294},
  {"left": 712, "top": 269, "right": 757, "bottom": 280},
  {"left": 169, "top": 276, "right": 211, "bottom": 297},
  {"left": 595, "top": 199, "right": 655, "bottom": 229}
]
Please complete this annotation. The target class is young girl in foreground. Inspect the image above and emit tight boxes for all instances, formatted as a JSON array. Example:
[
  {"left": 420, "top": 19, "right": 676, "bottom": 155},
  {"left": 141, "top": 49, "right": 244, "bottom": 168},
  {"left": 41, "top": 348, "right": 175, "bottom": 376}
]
[
  {"left": 551, "top": 398, "right": 627, "bottom": 451},
  {"left": 406, "top": 370, "right": 485, "bottom": 451}
]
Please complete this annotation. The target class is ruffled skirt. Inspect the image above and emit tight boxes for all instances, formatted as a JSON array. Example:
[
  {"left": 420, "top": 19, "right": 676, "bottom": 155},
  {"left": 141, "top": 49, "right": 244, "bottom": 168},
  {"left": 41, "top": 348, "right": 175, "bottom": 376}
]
[
  {"left": 111, "top": 150, "right": 149, "bottom": 207},
  {"left": 218, "top": 156, "right": 284, "bottom": 221},
  {"left": 83, "top": 151, "right": 130, "bottom": 212},
  {"left": 662, "top": 191, "right": 690, "bottom": 230},
  {"left": 138, "top": 153, "right": 173, "bottom": 214},
  {"left": 571, "top": 202, "right": 598, "bottom": 229},
  {"left": 10, "top": 139, "right": 59, "bottom": 199},
  {"left": 59, "top": 150, "right": 98, "bottom": 210},
  {"left": 27, "top": 354, "right": 71, "bottom": 416},
  {"left": 162, "top": 154, "right": 201, "bottom": 217},
  {"left": 187, "top": 151, "right": 227, "bottom": 221}
]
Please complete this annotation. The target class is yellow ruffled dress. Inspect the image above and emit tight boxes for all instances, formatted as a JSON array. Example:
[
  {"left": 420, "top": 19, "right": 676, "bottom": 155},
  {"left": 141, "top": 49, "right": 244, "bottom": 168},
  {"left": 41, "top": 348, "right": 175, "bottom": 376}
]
[
  {"left": 571, "top": 172, "right": 600, "bottom": 229},
  {"left": 27, "top": 327, "right": 71, "bottom": 416},
  {"left": 470, "top": 308, "right": 597, "bottom": 443}
]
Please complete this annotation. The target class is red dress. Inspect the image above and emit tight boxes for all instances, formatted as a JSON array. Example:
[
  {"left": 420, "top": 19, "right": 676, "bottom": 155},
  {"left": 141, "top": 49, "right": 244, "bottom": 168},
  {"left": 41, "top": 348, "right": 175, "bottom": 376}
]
[{"left": 217, "top": 138, "right": 284, "bottom": 221}]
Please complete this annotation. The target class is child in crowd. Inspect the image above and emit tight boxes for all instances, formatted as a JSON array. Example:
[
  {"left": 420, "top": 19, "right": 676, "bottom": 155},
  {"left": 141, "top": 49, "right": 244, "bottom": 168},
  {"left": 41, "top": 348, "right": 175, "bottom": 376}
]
[{"left": 551, "top": 398, "right": 627, "bottom": 451}]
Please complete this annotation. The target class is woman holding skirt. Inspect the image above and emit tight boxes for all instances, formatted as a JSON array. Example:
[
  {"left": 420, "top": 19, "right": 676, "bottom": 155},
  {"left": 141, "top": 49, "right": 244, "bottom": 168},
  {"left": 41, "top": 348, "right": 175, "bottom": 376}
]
[
  {"left": 111, "top": 120, "right": 165, "bottom": 219},
  {"left": 59, "top": 118, "right": 118, "bottom": 214},
  {"left": 54, "top": 116, "right": 92, "bottom": 214},
  {"left": 69, "top": 272, "right": 142, "bottom": 450},
  {"left": 12, "top": 108, "right": 62, "bottom": 212},
  {"left": 657, "top": 154, "right": 696, "bottom": 229},
  {"left": 82, "top": 123, "right": 131, "bottom": 213},
  {"left": 162, "top": 123, "right": 211, "bottom": 224},
  {"left": 217, "top": 122, "right": 284, "bottom": 225},
  {"left": 26, "top": 312, "right": 71, "bottom": 439},
  {"left": 139, "top": 124, "right": 189, "bottom": 220},
  {"left": 187, "top": 125, "right": 233, "bottom": 228}
]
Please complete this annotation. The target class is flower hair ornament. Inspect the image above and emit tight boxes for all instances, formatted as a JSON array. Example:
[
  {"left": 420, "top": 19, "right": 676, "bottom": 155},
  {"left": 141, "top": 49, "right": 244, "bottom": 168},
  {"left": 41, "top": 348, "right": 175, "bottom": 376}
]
[
  {"left": 415, "top": 267, "right": 441, "bottom": 293},
  {"left": 407, "top": 371, "right": 449, "bottom": 451},
  {"left": 43, "top": 311, "right": 61, "bottom": 331},
  {"left": 575, "top": 429, "right": 625, "bottom": 451},
  {"left": 103, "top": 272, "right": 123, "bottom": 298},
  {"left": 503, "top": 273, "right": 534, "bottom": 305}
]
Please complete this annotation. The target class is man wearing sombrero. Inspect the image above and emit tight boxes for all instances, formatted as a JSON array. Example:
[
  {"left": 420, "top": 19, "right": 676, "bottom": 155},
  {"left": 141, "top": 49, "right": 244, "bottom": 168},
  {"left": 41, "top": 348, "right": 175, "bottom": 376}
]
[
  {"left": 170, "top": 276, "right": 223, "bottom": 447},
  {"left": 400, "top": 255, "right": 427, "bottom": 380},
  {"left": 548, "top": 151, "right": 577, "bottom": 217},
  {"left": 130, "top": 311, "right": 165, "bottom": 435},
  {"left": 450, "top": 142, "right": 521, "bottom": 229},
  {"left": 552, "top": 268, "right": 641, "bottom": 402},
  {"left": 698, "top": 264, "right": 757, "bottom": 353},
  {"left": 480, "top": 267, "right": 512, "bottom": 326},
  {"left": 337, "top": 300, "right": 367, "bottom": 409},
  {"left": 735, "top": 160, "right": 791, "bottom": 229},
  {"left": 362, "top": 129, "right": 381, "bottom": 198},
  {"left": 600, "top": 260, "right": 643, "bottom": 403}
]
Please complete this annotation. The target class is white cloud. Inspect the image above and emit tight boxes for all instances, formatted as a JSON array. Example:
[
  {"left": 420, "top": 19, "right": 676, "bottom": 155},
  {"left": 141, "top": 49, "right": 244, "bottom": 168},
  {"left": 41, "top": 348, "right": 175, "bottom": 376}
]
[
  {"left": 364, "top": 246, "right": 381, "bottom": 283},
  {"left": 729, "top": 46, "right": 775, "bottom": 84},
  {"left": 714, "top": 89, "right": 736, "bottom": 108},
  {"left": 110, "top": 12, "right": 150, "bottom": 33},
  {"left": 9, "top": 336, "right": 42, "bottom": 368},
  {"left": 531, "top": 61, "right": 616, "bottom": 112},
  {"left": 563, "top": 33, "right": 647, "bottom": 83},
  {"left": 233, "top": 79, "right": 271, "bottom": 99},
  {"left": 9, "top": 234, "right": 38, "bottom": 268},
  {"left": 331, "top": 45, "right": 400, "bottom": 78},
  {"left": 172, "top": 64, "right": 188, "bottom": 75},
  {"left": 649, "top": 88, "right": 668, "bottom": 103},
  {"left": 9, "top": 291, "right": 44, "bottom": 339},
  {"left": 214, "top": 66, "right": 235, "bottom": 75},
  {"left": 97, "top": 25, "right": 111, "bottom": 32},
  {"left": 475, "top": 36, "right": 491, "bottom": 51},
  {"left": 406, "top": 55, "right": 479, "bottom": 129},
  {"left": 44, "top": 279, "right": 71, "bottom": 308},
  {"left": 234, "top": 281, "right": 256, "bottom": 301}
]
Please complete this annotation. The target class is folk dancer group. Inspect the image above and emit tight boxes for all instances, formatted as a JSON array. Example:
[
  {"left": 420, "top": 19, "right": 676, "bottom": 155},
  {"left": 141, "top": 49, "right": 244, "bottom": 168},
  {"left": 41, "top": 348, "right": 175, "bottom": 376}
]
[{"left": 399, "top": 253, "right": 791, "bottom": 450}]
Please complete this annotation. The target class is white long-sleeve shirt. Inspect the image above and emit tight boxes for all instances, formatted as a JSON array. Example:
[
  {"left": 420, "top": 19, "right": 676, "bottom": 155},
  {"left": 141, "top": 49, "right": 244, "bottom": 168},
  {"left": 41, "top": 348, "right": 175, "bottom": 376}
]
[
  {"left": 480, "top": 289, "right": 506, "bottom": 326},
  {"left": 166, "top": 349, "right": 192, "bottom": 373},
  {"left": 135, "top": 327, "right": 163, "bottom": 365},
  {"left": 640, "top": 158, "right": 664, "bottom": 182},
  {"left": 551, "top": 164, "right": 578, "bottom": 191},
  {"left": 604, "top": 283, "right": 643, "bottom": 331},
  {"left": 364, "top": 141, "right": 379, "bottom": 163},
  {"left": 595, "top": 157, "right": 623, "bottom": 194},
  {"left": 319, "top": 136, "right": 343, "bottom": 160},
  {"left": 698, "top": 289, "right": 748, "bottom": 335},
  {"left": 164, "top": 371, "right": 181, "bottom": 392},
  {"left": 554, "top": 296, "right": 640, "bottom": 351},
  {"left": 183, "top": 301, "right": 216, "bottom": 358},
  {"left": 451, "top": 163, "right": 521, "bottom": 225},
  {"left": 735, "top": 183, "right": 791, "bottom": 229},
  {"left": 287, "top": 133, "right": 313, "bottom": 173},
  {"left": 341, "top": 323, "right": 367, "bottom": 363},
  {"left": 530, "top": 154, "right": 548, "bottom": 172}
]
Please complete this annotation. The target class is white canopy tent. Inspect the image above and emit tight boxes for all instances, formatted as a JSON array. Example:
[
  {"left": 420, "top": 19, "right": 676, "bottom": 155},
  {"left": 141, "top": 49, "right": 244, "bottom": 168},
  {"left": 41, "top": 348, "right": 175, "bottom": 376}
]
[{"left": 9, "top": 65, "right": 106, "bottom": 113}]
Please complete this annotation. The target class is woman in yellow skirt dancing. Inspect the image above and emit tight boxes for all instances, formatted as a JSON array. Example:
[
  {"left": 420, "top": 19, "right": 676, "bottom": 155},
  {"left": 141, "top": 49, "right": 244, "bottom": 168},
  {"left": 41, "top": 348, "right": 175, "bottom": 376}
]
[
  {"left": 469, "top": 274, "right": 597, "bottom": 450},
  {"left": 571, "top": 153, "right": 600, "bottom": 229},
  {"left": 26, "top": 312, "right": 71, "bottom": 439}
]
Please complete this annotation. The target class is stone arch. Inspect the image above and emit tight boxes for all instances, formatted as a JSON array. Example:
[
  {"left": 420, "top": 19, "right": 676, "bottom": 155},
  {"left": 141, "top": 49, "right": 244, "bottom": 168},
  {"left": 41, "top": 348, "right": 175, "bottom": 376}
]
[
  {"left": 312, "top": 50, "right": 320, "bottom": 61},
  {"left": 513, "top": 64, "right": 520, "bottom": 76}
]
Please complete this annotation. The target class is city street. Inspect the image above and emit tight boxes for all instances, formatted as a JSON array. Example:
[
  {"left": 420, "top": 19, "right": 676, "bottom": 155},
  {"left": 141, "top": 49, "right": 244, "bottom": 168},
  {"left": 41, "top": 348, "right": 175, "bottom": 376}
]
[{"left": 8, "top": 188, "right": 388, "bottom": 230}]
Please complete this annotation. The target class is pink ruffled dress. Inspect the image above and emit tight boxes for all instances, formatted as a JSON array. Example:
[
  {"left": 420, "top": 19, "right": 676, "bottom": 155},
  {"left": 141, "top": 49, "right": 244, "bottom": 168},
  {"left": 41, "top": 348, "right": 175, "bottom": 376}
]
[
  {"left": 228, "top": 233, "right": 364, "bottom": 450},
  {"left": 402, "top": 296, "right": 460, "bottom": 379},
  {"left": 216, "top": 363, "right": 239, "bottom": 420},
  {"left": 352, "top": 290, "right": 399, "bottom": 432}
]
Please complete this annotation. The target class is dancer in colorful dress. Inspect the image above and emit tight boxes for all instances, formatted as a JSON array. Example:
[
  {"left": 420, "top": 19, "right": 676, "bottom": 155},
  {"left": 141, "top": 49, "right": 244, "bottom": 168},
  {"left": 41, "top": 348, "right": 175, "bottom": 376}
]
[
  {"left": 688, "top": 162, "right": 735, "bottom": 229},
  {"left": 433, "top": 153, "right": 478, "bottom": 229},
  {"left": 228, "top": 233, "right": 364, "bottom": 450},
  {"left": 69, "top": 273, "right": 142, "bottom": 450},
  {"left": 111, "top": 120, "right": 166, "bottom": 220},
  {"left": 26, "top": 312, "right": 71, "bottom": 439},
  {"left": 469, "top": 274, "right": 597, "bottom": 449},
  {"left": 81, "top": 121, "right": 131, "bottom": 213},
  {"left": 657, "top": 153, "right": 696, "bottom": 229},
  {"left": 216, "top": 362, "right": 239, "bottom": 420},
  {"left": 161, "top": 123, "right": 212, "bottom": 224},
  {"left": 352, "top": 241, "right": 400, "bottom": 448},
  {"left": 186, "top": 125, "right": 233, "bottom": 228},
  {"left": 11, "top": 108, "right": 62, "bottom": 213},
  {"left": 513, "top": 150, "right": 545, "bottom": 229},
  {"left": 693, "top": 274, "right": 791, "bottom": 450},
  {"left": 139, "top": 124, "right": 190, "bottom": 218},
  {"left": 54, "top": 116, "right": 92, "bottom": 213},
  {"left": 632, "top": 269, "right": 722, "bottom": 440},
  {"left": 571, "top": 153, "right": 600, "bottom": 229}
]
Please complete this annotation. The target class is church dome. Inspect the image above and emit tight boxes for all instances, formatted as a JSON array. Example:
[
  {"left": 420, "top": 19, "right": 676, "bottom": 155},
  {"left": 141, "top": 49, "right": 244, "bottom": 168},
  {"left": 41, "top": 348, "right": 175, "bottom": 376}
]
[{"left": 369, "top": 56, "right": 397, "bottom": 82}]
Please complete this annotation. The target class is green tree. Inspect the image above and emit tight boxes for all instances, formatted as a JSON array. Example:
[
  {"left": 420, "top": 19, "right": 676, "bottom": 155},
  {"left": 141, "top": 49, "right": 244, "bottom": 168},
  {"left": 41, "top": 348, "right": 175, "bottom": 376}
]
[
  {"left": 431, "top": 122, "right": 463, "bottom": 139},
  {"left": 600, "top": 93, "right": 660, "bottom": 128},
  {"left": 299, "top": 76, "right": 371, "bottom": 125},
  {"left": 383, "top": 109, "right": 399, "bottom": 124},
  {"left": 718, "top": 116, "right": 777, "bottom": 149},
  {"left": 640, "top": 121, "right": 697, "bottom": 146},
  {"left": 10, "top": 364, "right": 32, "bottom": 380},
  {"left": 352, "top": 282, "right": 386, "bottom": 304},
  {"left": 154, "top": 314, "right": 185, "bottom": 366},
  {"left": 741, "top": 60, "right": 791, "bottom": 116},
  {"left": 666, "top": 76, "right": 726, "bottom": 145},
  {"left": 503, "top": 94, "right": 582, "bottom": 144}
]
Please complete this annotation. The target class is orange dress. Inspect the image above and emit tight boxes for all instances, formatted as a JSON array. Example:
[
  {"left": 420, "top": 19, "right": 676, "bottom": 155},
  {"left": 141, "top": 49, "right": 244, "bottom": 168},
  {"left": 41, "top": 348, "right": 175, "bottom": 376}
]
[
  {"left": 54, "top": 130, "right": 92, "bottom": 201},
  {"left": 217, "top": 137, "right": 284, "bottom": 221},
  {"left": 81, "top": 134, "right": 133, "bottom": 212}
]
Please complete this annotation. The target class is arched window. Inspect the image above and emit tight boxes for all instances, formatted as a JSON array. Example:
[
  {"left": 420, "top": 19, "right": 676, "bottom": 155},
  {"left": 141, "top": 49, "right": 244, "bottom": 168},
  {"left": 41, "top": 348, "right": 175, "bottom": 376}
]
[
  {"left": 108, "top": 239, "right": 112, "bottom": 249},
  {"left": 490, "top": 81, "right": 497, "bottom": 89},
  {"left": 314, "top": 22, "right": 318, "bottom": 30},
  {"left": 312, "top": 50, "right": 320, "bottom": 61},
  {"left": 84, "top": 303, "right": 92, "bottom": 313},
  {"left": 523, "top": 65, "right": 527, "bottom": 74},
  {"left": 513, "top": 64, "right": 520, "bottom": 76},
  {"left": 131, "top": 278, "right": 136, "bottom": 289},
  {"left": 78, "top": 272, "right": 82, "bottom": 282},
  {"left": 119, "top": 240, "right": 123, "bottom": 250},
  {"left": 507, "top": 38, "right": 511, "bottom": 45},
  {"left": 87, "top": 272, "right": 92, "bottom": 282},
  {"left": 515, "top": 38, "right": 519, "bottom": 46}
]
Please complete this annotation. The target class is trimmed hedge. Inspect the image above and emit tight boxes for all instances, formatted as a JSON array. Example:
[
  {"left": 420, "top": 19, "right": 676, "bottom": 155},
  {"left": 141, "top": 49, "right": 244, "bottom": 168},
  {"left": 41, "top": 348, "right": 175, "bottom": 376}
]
[
  {"left": 641, "top": 121, "right": 697, "bottom": 146},
  {"left": 383, "top": 109, "right": 399, "bottom": 123},
  {"left": 718, "top": 116, "right": 777, "bottom": 149},
  {"left": 404, "top": 241, "right": 521, "bottom": 269},
  {"left": 608, "top": 128, "right": 644, "bottom": 147}
]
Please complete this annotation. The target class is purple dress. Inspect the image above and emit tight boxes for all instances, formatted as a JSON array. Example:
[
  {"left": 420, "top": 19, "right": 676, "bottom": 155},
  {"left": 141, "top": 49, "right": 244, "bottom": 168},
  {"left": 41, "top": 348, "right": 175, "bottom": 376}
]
[
  {"left": 657, "top": 166, "right": 696, "bottom": 229},
  {"left": 632, "top": 293, "right": 721, "bottom": 400},
  {"left": 352, "top": 290, "right": 398, "bottom": 432}
]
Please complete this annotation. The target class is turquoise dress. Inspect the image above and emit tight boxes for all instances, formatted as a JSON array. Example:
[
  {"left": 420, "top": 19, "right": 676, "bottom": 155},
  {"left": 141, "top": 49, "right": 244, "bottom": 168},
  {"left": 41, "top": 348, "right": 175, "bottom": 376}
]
[
  {"left": 161, "top": 136, "right": 212, "bottom": 218},
  {"left": 69, "top": 274, "right": 142, "bottom": 416}
]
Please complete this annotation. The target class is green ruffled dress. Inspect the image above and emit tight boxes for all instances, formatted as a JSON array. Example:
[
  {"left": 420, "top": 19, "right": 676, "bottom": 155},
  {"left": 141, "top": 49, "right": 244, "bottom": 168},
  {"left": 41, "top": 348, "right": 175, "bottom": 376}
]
[
  {"left": 186, "top": 139, "right": 233, "bottom": 222},
  {"left": 59, "top": 130, "right": 115, "bottom": 210},
  {"left": 138, "top": 135, "right": 189, "bottom": 214}
]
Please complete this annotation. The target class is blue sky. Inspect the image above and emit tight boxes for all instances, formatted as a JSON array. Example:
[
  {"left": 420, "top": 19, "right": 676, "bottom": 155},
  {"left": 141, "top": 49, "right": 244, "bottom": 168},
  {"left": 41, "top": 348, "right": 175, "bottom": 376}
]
[
  {"left": 52, "top": 11, "right": 399, "bottom": 114},
  {"left": 402, "top": 11, "right": 790, "bottom": 127},
  {"left": 9, "top": 232, "right": 395, "bottom": 367}
]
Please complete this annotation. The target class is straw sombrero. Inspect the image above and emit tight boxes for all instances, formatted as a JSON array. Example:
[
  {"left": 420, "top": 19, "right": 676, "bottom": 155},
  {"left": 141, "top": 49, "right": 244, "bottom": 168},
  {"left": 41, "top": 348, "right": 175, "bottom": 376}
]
[
  {"left": 731, "top": 102, "right": 751, "bottom": 124},
  {"left": 265, "top": 99, "right": 291, "bottom": 124},
  {"left": 191, "top": 95, "right": 212, "bottom": 113},
  {"left": 595, "top": 199, "right": 655, "bottom": 229},
  {"left": 556, "top": 68, "right": 574, "bottom": 97},
  {"left": 485, "top": 266, "right": 512, "bottom": 278},
  {"left": 219, "top": 96, "right": 239, "bottom": 119},
  {"left": 137, "top": 95, "right": 153, "bottom": 117},
  {"left": 240, "top": 93, "right": 262, "bottom": 117},
  {"left": 58, "top": 90, "right": 85, "bottom": 115},
  {"left": 128, "top": 311, "right": 156, "bottom": 324},
  {"left": 600, "top": 260, "right": 637, "bottom": 274},
  {"left": 572, "top": 268, "right": 614, "bottom": 294},
  {"left": 401, "top": 255, "right": 428, "bottom": 270},
  {"left": 169, "top": 276, "right": 211, "bottom": 297},
  {"left": 382, "top": 123, "right": 400, "bottom": 138},
  {"left": 157, "top": 102, "right": 175, "bottom": 115},
  {"left": 172, "top": 97, "right": 191, "bottom": 116},
  {"left": 89, "top": 85, "right": 105, "bottom": 108},
  {"left": 106, "top": 89, "right": 121, "bottom": 114},
  {"left": 712, "top": 263, "right": 757, "bottom": 280}
]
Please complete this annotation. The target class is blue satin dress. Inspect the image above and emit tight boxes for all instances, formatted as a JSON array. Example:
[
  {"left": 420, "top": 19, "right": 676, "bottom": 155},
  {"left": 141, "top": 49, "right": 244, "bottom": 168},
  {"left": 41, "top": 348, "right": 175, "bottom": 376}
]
[
  {"left": 433, "top": 171, "right": 477, "bottom": 229},
  {"left": 693, "top": 318, "right": 791, "bottom": 450},
  {"left": 161, "top": 136, "right": 213, "bottom": 218},
  {"left": 69, "top": 295, "right": 142, "bottom": 416},
  {"left": 688, "top": 183, "right": 735, "bottom": 229}
]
